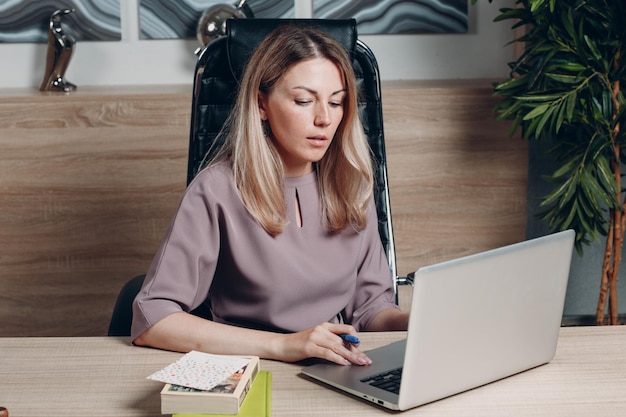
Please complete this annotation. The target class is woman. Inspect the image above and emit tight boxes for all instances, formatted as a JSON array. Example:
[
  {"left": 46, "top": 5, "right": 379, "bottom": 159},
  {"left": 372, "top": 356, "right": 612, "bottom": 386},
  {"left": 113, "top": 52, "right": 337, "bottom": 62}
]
[{"left": 132, "top": 24, "right": 409, "bottom": 366}]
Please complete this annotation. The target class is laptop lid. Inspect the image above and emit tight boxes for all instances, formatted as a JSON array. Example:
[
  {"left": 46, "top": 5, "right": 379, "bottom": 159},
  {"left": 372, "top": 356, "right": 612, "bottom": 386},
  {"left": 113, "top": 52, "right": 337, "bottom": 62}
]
[{"left": 302, "top": 230, "right": 575, "bottom": 411}]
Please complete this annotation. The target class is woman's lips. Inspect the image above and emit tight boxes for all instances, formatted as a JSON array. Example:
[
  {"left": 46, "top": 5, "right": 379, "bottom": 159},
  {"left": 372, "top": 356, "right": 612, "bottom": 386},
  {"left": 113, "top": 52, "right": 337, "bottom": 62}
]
[{"left": 306, "top": 135, "right": 328, "bottom": 146}]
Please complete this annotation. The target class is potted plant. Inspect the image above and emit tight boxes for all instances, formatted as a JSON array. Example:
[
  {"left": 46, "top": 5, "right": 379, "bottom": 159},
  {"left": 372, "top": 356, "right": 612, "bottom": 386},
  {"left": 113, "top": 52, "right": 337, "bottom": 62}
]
[{"left": 471, "top": 0, "right": 626, "bottom": 324}]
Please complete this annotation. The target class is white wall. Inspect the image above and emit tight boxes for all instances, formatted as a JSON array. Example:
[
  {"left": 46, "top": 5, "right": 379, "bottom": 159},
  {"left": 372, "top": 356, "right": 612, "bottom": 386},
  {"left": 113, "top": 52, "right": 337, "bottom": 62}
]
[{"left": 0, "top": 0, "right": 515, "bottom": 89}]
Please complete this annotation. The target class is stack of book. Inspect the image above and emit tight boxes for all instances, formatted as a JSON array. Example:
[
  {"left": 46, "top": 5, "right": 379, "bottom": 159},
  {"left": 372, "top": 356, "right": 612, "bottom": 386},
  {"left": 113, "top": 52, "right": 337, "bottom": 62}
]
[{"left": 147, "top": 351, "right": 271, "bottom": 416}]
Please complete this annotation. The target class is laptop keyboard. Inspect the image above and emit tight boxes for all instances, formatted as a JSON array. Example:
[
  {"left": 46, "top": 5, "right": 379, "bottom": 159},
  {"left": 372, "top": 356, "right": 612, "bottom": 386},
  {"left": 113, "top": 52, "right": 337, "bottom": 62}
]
[{"left": 360, "top": 367, "right": 403, "bottom": 395}]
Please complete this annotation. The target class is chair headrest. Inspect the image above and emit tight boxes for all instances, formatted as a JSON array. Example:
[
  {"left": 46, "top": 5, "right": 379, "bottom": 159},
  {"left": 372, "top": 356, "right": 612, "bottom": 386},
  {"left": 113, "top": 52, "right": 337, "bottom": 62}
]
[{"left": 226, "top": 18, "right": 357, "bottom": 81}]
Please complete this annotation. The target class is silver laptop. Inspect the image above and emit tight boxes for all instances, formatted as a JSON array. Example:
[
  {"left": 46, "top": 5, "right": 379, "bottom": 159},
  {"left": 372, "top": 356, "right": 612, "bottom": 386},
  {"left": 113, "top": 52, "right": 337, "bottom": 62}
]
[{"left": 302, "top": 230, "right": 574, "bottom": 411}]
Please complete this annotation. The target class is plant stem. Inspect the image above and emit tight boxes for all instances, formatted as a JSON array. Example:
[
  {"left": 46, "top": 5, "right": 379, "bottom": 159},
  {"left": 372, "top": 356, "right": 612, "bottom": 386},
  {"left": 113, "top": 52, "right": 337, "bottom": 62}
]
[
  {"left": 598, "top": 212, "right": 613, "bottom": 324},
  {"left": 610, "top": 51, "right": 622, "bottom": 325},
  {"left": 598, "top": 51, "right": 622, "bottom": 325}
]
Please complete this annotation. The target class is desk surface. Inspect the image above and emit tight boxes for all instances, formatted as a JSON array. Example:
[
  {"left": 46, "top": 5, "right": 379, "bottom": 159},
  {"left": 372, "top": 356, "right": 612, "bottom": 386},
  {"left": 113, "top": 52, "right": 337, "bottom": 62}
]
[{"left": 1, "top": 326, "right": 625, "bottom": 417}]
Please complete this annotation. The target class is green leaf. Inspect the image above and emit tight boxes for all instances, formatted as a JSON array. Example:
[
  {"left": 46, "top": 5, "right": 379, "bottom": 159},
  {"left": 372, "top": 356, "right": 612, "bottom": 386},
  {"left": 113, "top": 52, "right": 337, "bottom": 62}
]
[
  {"left": 535, "top": 105, "right": 555, "bottom": 136},
  {"left": 583, "top": 35, "right": 603, "bottom": 62},
  {"left": 554, "top": 62, "right": 588, "bottom": 72},
  {"left": 493, "top": 8, "right": 526, "bottom": 22},
  {"left": 560, "top": 200, "right": 579, "bottom": 230},
  {"left": 555, "top": 98, "right": 567, "bottom": 132},
  {"left": 514, "top": 93, "right": 563, "bottom": 102},
  {"left": 575, "top": 200, "right": 594, "bottom": 235},
  {"left": 529, "top": 0, "right": 548, "bottom": 13},
  {"left": 596, "top": 157, "right": 619, "bottom": 198},
  {"left": 552, "top": 158, "right": 579, "bottom": 178},
  {"left": 561, "top": 7, "right": 576, "bottom": 40},
  {"left": 545, "top": 73, "right": 586, "bottom": 84},
  {"left": 558, "top": 180, "right": 578, "bottom": 211},
  {"left": 523, "top": 103, "right": 551, "bottom": 120},
  {"left": 541, "top": 176, "right": 574, "bottom": 207},
  {"left": 494, "top": 75, "right": 529, "bottom": 93},
  {"left": 580, "top": 174, "right": 601, "bottom": 208},
  {"left": 495, "top": 100, "right": 523, "bottom": 122},
  {"left": 576, "top": 191, "right": 599, "bottom": 219},
  {"left": 565, "top": 92, "right": 577, "bottom": 122}
]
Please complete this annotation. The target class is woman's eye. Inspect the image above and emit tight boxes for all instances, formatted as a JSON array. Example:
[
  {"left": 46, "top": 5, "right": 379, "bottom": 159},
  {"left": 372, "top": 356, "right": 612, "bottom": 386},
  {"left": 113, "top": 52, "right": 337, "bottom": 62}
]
[
  {"left": 295, "top": 100, "right": 312, "bottom": 105},
  {"left": 329, "top": 101, "right": 343, "bottom": 108}
]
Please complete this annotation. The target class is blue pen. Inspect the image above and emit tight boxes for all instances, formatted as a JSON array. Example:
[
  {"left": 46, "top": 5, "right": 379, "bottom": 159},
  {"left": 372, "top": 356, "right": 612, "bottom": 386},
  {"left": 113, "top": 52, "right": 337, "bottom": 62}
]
[{"left": 339, "top": 333, "right": 360, "bottom": 345}]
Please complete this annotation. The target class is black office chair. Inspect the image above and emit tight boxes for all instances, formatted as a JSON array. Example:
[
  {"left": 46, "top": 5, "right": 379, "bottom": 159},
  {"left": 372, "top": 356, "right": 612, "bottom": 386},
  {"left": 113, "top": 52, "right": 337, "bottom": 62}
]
[{"left": 108, "top": 18, "right": 401, "bottom": 337}]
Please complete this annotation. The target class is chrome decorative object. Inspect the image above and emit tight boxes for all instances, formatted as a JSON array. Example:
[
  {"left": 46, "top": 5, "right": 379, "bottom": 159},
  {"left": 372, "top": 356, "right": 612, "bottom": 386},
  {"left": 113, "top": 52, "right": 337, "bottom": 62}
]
[
  {"left": 196, "top": 0, "right": 253, "bottom": 47},
  {"left": 40, "top": 9, "right": 77, "bottom": 92}
]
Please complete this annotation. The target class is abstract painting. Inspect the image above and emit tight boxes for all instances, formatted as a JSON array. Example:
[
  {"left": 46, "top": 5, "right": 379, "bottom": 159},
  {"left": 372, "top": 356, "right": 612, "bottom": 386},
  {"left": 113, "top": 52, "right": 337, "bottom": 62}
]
[
  {"left": 312, "top": 0, "right": 468, "bottom": 34},
  {"left": 139, "top": 0, "right": 295, "bottom": 40},
  {"left": 0, "top": 0, "right": 121, "bottom": 43}
]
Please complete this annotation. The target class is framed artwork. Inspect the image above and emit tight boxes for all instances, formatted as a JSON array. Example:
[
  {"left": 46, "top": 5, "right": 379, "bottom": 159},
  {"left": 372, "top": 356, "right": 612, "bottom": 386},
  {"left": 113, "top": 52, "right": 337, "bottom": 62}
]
[
  {"left": 312, "top": 0, "right": 468, "bottom": 34},
  {"left": 0, "top": 0, "right": 121, "bottom": 43},
  {"left": 0, "top": 0, "right": 468, "bottom": 43},
  {"left": 139, "top": 0, "right": 295, "bottom": 40}
]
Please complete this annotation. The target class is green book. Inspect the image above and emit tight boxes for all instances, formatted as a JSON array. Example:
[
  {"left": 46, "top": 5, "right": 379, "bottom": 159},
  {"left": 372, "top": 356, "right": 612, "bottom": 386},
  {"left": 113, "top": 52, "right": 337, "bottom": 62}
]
[{"left": 173, "top": 371, "right": 271, "bottom": 417}]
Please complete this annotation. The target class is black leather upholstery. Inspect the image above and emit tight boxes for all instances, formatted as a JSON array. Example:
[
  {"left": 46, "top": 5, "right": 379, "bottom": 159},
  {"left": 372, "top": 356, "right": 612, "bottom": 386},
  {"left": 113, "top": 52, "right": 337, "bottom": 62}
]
[
  {"left": 227, "top": 19, "right": 357, "bottom": 81},
  {"left": 108, "top": 18, "right": 398, "bottom": 337}
]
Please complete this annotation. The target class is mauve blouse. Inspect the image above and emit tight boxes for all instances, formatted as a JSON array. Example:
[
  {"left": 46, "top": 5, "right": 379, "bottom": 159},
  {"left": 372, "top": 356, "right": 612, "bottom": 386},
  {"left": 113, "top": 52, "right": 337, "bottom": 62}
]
[{"left": 131, "top": 162, "right": 398, "bottom": 341}]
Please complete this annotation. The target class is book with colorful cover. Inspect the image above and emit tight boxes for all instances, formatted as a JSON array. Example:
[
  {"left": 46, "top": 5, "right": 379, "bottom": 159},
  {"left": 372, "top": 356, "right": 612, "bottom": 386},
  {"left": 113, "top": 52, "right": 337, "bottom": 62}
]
[
  {"left": 147, "top": 352, "right": 260, "bottom": 415},
  {"left": 173, "top": 370, "right": 271, "bottom": 417}
]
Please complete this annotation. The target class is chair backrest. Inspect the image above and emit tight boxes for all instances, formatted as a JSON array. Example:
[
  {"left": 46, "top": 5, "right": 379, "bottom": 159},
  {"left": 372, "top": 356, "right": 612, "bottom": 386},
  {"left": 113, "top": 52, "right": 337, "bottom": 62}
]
[{"left": 187, "top": 18, "right": 398, "bottom": 292}]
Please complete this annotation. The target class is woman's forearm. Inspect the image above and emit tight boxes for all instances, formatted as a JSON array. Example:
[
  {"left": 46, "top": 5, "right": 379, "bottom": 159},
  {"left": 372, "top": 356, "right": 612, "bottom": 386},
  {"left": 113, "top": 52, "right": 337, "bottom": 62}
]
[
  {"left": 133, "top": 312, "right": 374, "bottom": 365},
  {"left": 133, "top": 312, "right": 283, "bottom": 359}
]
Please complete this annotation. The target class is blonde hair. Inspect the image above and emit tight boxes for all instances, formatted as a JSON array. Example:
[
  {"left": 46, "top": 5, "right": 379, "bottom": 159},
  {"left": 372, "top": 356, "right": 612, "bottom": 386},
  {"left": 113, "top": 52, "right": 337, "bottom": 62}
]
[{"left": 211, "top": 25, "right": 373, "bottom": 236}]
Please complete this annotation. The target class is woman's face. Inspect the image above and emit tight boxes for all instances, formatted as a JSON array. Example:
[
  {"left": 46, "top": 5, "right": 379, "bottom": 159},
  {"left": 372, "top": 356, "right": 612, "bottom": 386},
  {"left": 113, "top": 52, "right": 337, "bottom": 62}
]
[{"left": 259, "top": 57, "right": 346, "bottom": 177}]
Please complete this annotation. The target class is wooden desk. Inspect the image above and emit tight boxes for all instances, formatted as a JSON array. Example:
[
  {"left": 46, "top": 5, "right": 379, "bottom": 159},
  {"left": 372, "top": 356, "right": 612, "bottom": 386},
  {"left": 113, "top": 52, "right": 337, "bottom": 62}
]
[{"left": 1, "top": 327, "right": 625, "bottom": 417}]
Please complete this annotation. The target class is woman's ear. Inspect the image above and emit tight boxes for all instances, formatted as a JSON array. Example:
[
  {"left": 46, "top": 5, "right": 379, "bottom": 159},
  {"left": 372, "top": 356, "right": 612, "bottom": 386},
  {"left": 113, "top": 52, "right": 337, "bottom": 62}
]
[{"left": 258, "top": 92, "right": 268, "bottom": 121}]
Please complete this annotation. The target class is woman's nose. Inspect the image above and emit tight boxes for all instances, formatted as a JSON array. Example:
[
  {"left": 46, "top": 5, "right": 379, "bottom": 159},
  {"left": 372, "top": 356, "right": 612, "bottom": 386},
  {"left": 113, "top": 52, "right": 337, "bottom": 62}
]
[{"left": 314, "top": 104, "right": 331, "bottom": 126}]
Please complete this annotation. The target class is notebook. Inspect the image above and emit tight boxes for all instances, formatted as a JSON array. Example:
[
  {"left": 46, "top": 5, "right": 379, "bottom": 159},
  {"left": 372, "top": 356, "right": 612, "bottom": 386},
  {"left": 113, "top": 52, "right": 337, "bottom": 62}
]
[{"left": 302, "top": 230, "right": 575, "bottom": 411}]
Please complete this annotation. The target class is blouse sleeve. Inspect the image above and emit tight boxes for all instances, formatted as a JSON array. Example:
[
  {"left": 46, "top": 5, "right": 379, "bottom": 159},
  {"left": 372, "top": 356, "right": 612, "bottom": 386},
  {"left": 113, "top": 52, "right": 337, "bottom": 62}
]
[
  {"left": 343, "top": 198, "right": 399, "bottom": 331},
  {"left": 130, "top": 171, "right": 222, "bottom": 342}
]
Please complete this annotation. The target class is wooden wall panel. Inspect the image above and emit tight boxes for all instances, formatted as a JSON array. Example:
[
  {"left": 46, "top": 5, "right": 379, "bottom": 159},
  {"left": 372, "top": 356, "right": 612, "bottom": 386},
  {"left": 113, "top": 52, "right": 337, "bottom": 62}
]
[
  {"left": 0, "top": 86, "right": 191, "bottom": 336},
  {"left": 383, "top": 81, "right": 528, "bottom": 277},
  {"left": 0, "top": 81, "right": 527, "bottom": 336}
]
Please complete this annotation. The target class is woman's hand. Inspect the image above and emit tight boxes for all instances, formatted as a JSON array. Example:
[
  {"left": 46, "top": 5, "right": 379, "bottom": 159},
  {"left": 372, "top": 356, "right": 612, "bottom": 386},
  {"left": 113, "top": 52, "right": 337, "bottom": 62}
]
[{"left": 275, "top": 322, "right": 372, "bottom": 366}]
